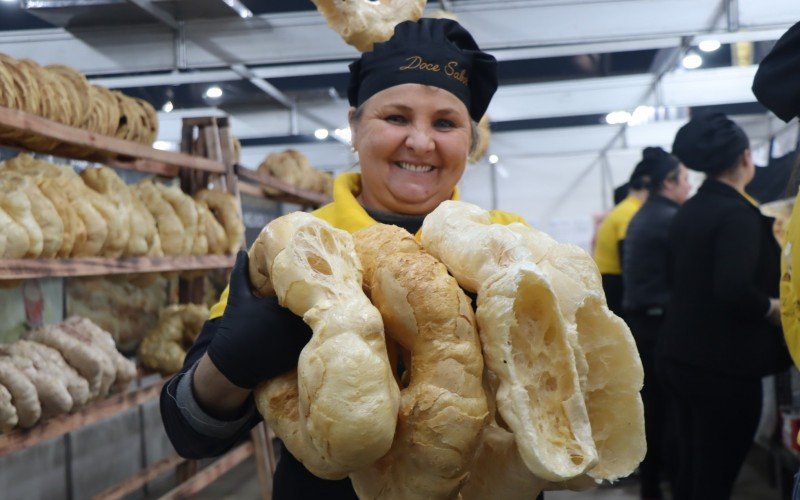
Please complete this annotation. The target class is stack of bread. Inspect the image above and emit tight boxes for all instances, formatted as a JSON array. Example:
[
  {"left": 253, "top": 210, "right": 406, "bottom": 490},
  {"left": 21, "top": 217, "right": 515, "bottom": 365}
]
[
  {"left": 137, "top": 304, "right": 209, "bottom": 375},
  {"left": 247, "top": 202, "right": 645, "bottom": 498},
  {"left": 0, "top": 54, "right": 158, "bottom": 150},
  {"left": 257, "top": 149, "right": 333, "bottom": 197},
  {"left": 0, "top": 316, "right": 136, "bottom": 431},
  {"left": 67, "top": 275, "right": 169, "bottom": 353},
  {"left": 0, "top": 154, "right": 243, "bottom": 261}
]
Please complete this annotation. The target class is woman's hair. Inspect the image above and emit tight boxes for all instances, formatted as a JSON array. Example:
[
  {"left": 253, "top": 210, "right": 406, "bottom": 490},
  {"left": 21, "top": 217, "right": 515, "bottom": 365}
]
[
  {"left": 350, "top": 104, "right": 480, "bottom": 156},
  {"left": 643, "top": 166, "right": 683, "bottom": 194}
]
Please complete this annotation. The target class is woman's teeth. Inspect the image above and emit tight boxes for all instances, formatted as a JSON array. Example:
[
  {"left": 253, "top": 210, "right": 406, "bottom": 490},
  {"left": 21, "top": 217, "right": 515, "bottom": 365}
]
[{"left": 396, "top": 162, "right": 434, "bottom": 173}]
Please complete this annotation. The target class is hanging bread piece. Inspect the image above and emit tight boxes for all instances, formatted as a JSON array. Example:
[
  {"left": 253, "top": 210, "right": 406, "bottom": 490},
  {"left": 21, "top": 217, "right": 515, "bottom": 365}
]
[
  {"left": 349, "top": 224, "right": 488, "bottom": 499},
  {"left": 126, "top": 193, "right": 160, "bottom": 256},
  {"left": 0, "top": 204, "right": 29, "bottom": 259},
  {"left": 67, "top": 275, "right": 168, "bottom": 353},
  {"left": 193, "top": 189, "right": 243, "bottom": 254},
  {"left": 0, "top": 172, "right": 43, "bottom": 258},
  {"left": 46, "top": 64, "right": 92, "bottom": 127},
  {"left": 80, "top": 166, "right": 133, "bottom": 258},
  {"left": 311, "top": 0, "right": 427, "bottom": 52},
  {"left": 0, "top": 359, "right": 40, "bottom": 428},
  {"left": 138, "top": 304, "right": 209, "bottom": 375},
  {"left": 153, "top": 183, "right": 197, "bottom": 255},
  {"left": 61, "top": 317, "right": 136, "bottom": 393},
  {"left": 0, "top": 171, "right": 63, "bottom": 258},
  {"left": 27, "top": 324, "right": 110, "bottom": 400},
  {"left": 0, "top": 384, "right": 18, "bottom": 433},
  {"left": 133, "top": 179, "right": 184, "bottom": 255},
  {"left": 8, "top": 340, "right": 90, "bottom": 411},
  {"left": 251, "top": 212, "right": 399, "bottom": 479},
  {"left": 421, "top": 201, "right": 597, "bottom": 482},
  {"left": 36, "top": 177, "right": 76, "bottom": 258},
  {"left": 0, "top": 344, "right": 74, "bottom": 418},
  {"left": 196, "top": 202, "right": 229, "bottom": 255}
]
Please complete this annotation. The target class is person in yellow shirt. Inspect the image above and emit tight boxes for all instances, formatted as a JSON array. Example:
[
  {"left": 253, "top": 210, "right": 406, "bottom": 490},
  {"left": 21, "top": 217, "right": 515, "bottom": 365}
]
[
  {"left": 593, "top": 150, "right": 656, "bottom": 315},
  {"left": 159, "top": 18, "right": 530, "bottom": 500}
]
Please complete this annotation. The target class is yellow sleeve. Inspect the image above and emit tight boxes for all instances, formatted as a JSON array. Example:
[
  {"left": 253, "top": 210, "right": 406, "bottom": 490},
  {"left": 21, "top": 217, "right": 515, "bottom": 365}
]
[
  {"left": 781, "top": 193, "right": 800, "bottom": 370},
  {"left": 208, "top": 285, "right": 230, "bottom": 320}
]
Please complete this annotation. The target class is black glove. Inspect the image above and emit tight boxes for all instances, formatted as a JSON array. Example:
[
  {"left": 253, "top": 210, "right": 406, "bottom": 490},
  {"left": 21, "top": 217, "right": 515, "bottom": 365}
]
[{"left": 207, "top": 251, "right": 312, "bottom": 389}]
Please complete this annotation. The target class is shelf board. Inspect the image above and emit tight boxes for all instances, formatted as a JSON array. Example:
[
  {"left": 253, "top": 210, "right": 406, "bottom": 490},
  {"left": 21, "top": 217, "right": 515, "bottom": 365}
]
[
  {"left": 159, "top": 442, "right": 254, "bottom": 499},
  {"left": 0, "top": 106, "right": 225, "bottom": 175},
  {"left": 0, "top": 379, "right": 165, "bottom": 457},
  {"left": 0, "top": 254, "right": 235, "bottom": 280},
  {"left": 237, "top": 166, "right": 331, "bottom": 207}
]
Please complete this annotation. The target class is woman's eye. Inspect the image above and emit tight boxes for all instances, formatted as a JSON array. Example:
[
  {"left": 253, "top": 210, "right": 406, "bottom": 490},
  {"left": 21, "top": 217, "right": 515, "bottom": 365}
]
[
  {"left": 435, "top": 119, "right": 456, "bottom": 129},
  {"left": 385, "top": 115, "right": 407, "bottom": 124}
]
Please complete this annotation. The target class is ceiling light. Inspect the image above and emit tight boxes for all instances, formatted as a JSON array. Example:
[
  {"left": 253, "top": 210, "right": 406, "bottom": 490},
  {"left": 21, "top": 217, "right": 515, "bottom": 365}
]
[
  {"left": 204, "top": 86, "right": 223, "bottom": 99},
  {"left": 681, "top": 53, "right": 703, "bottom": 70},
  {"left": 0, "top": 0, "right": 18, "bottom": 4},
  {"left": 698, "top": 40, "right": 721, "bottom": 52},
  {"left": 314, "top": 129, "right": 329, "bottom": 140},
  {"left": 334, "top": 127, "right": 352, "bottom": 143},
  {"left": 605, "top": 111, "right": 632, "bottom": 125},
  {"left": 488, "top": 154, "right": 499, "bottom": 164},
  {"left": 629, "top": 105, "right": 655, "bottom": 126},
  {"left": 153, "top": 140, "right": 174, "bottom": 151},
  {"left": 162, "top": 101, "right": 173, "bottom": 113}
]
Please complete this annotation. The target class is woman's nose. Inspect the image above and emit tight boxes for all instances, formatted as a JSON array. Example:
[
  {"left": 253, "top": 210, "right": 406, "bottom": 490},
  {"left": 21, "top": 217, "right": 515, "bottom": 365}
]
[{"left": 405, "top": 125, "right": 435, "bottom": 153}]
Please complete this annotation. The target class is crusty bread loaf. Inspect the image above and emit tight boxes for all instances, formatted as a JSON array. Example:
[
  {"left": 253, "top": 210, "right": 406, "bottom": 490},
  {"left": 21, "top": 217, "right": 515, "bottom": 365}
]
[
  {"left": 80, "top": 166, "right": 133, "bottom": 258},
  {"left": 350, "top": 224, "right": 488, "bottom": 499},
  {"left": 133, "top": 180, "right": 184, "bottom": 255},
  {"left": 194, "top": 189, "right": 243, "bottom": 254},
  {"left": 138, "top": 304, "right": 208, "bottom": 376},
  {"left": 0, "top": 358, "right": 40, "bottom": 428},
  {"left": 154, "top": 183, "right": 197, "bottom": 255},
  {"left": 421, "top": 200, "right": 598, "bottom": 482},
  {"left": 0, "top": 172, "right": 43, "bottom": 258},
  {"left": 251, "top": 212, "right": 399, "bottom": 479},
  {"left": 311, "top": 0, "right": 426, "bottom": 52},
  {"left": 0, "top": 384, "right": 18, "bottom": 432}
]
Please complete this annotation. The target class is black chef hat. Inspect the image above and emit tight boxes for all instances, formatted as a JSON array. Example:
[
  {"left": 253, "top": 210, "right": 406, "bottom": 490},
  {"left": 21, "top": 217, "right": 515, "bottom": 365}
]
[
  {"left": 752, "top": 21, "right": 800, "bottom": 122},
  {"left": 672, "top": 113, "right": 749, "bottom": 174},
  {"left": 347, "top": 18, "right": 498, "bottom": 122},
  {"left": 630, "top": 147, "right": 680, "bottom": 190}
]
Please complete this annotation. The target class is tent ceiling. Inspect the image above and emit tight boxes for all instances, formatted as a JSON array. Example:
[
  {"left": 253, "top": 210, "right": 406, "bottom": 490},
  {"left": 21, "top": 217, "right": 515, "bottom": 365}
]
[{"left": 0, "top": 0, "right": 797, "bottom": 225}]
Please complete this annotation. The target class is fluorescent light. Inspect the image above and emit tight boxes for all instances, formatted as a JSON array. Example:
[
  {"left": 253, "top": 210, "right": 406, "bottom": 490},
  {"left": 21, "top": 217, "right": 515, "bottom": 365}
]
[
  {"left": 162, "top": 101, "right": 173, "bottom": 113},
  {"left": 629, "top": 105, "right": 655, "bottom": 126},
  {"left": 153, "top": 141, "right": 174, "bottom": 151},
  {"left": 314, "top": 129, "right": 329, "bottom": 140},
  {"left": 682, "top": 53, "right": 703, "bottom": 69},
  {"left": 488, "top": 154, "right": 499, "bottom": 164},
  {"left": 334, "top": 127, "right": 351, "bottom": 143},
  {"left": 240, "top": 10, "right": 253, "bottom": 18},
  {"left": 605, "top": 110, "right": 632, "bottom": 125},
  {"left": 698, "top": 40, "right": 721, "bottom": 52},
  {"left": 204, "top": 86, "right": 223, "bottom": 99}
]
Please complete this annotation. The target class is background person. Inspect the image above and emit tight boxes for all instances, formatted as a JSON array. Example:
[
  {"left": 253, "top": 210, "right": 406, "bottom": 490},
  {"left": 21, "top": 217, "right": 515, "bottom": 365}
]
[
  {"left": 622, "top": 146, "right": 690, "bottom": 500},
  {"left": 593, "top": 161, "right": 653, "bottom": 315},
  {"left": 658, "top": 112, "right": 790, "bottom": 500}
]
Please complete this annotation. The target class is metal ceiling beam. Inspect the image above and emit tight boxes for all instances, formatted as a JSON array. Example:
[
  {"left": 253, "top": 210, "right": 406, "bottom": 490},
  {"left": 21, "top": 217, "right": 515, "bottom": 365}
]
[{"left": 125, "top": 0, "right": 180, "bottom": 30}]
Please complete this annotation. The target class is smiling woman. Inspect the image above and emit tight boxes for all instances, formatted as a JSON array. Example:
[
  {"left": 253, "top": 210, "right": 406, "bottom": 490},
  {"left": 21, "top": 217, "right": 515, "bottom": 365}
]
[{"left": 160, "top": 17, "right": 532, "bottom": 500}]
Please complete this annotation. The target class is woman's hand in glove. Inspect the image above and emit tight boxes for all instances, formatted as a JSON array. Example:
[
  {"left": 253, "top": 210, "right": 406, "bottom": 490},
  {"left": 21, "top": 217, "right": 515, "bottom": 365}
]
[{"left": 206, "top": 250, "right": 313, "bottom": 390}]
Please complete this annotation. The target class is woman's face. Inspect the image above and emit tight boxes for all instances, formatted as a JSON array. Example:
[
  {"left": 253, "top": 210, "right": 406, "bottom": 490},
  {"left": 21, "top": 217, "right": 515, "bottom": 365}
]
[
  {"left": 350, "top": 83, "right": 472, "bottom": 215},
  {"left": 663, "top": 164, "right": 692, "bottom": 205}
]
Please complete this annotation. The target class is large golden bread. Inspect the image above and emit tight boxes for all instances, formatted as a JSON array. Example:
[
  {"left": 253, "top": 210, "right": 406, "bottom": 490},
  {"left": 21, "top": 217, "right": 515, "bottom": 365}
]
[
  {"left": 194, "top": 189, "right": 243, "bottom": 254},
  {"left": 133, "top": 180, "right": 184, "bottom": 255},
  {"left": 421, "top": 200, "right": 597, "bottom": 481},
  {"left": 350, "top": 224, "right": 488, "bottom": 499},
  {"left": 251, "top": 213, "right": 399, "bottom": 479},
  {"left": 80, "top": 167, "right": 133, "bottom": 258},
  {"left": 0, "top": 173, "right": 44, "bottom": 258},
  {"left": 311, "top": 0, "right": 426, "bottom": 52}
]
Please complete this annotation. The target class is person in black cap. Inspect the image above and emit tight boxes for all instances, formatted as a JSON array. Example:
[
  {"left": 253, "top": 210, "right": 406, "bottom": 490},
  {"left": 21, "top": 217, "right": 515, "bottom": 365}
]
[
  {"left": 593, "top": 153, "right": 656, "bottom": 316},
  {"left": 658, "top": 112, "right": 790, "bottom": 500},
  {"left": 158, "top": 18, "right": 532, "bottom": 500},
  {"left": 621, "top": 146, "right": 690, "bottom": 500}
]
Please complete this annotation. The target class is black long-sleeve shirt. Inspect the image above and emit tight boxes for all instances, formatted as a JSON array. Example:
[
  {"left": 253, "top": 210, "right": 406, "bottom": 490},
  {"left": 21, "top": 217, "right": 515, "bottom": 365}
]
[{"left": 621, "top": 194, "right": 680, "bottom": 311}]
